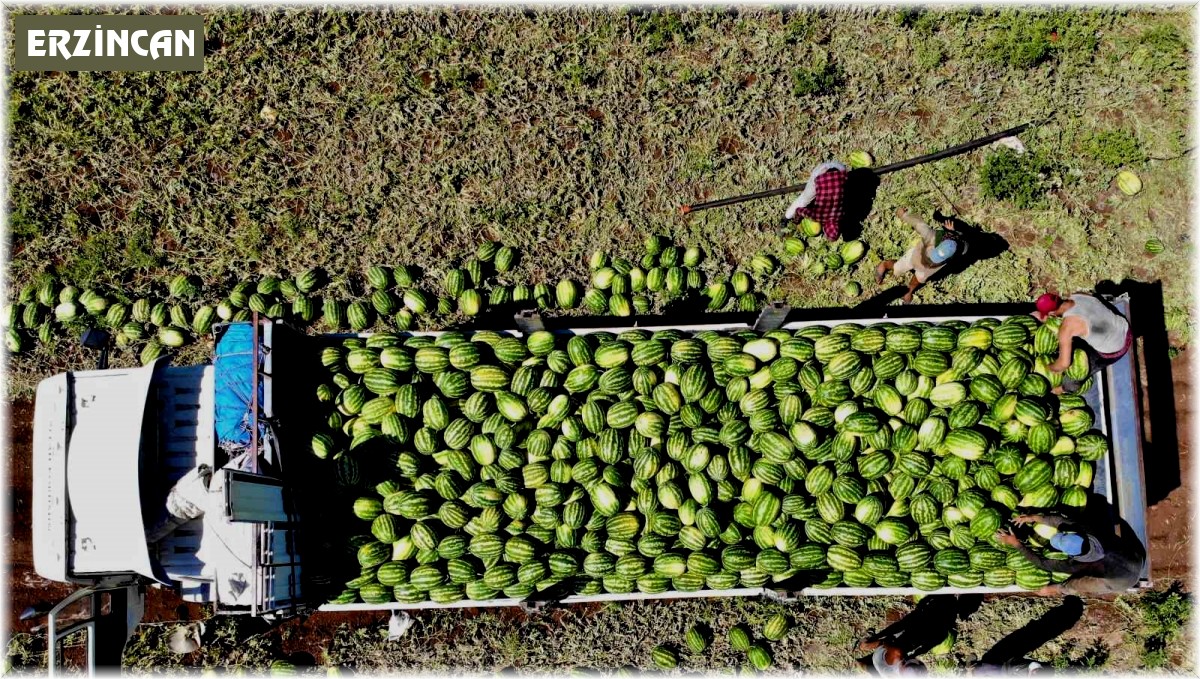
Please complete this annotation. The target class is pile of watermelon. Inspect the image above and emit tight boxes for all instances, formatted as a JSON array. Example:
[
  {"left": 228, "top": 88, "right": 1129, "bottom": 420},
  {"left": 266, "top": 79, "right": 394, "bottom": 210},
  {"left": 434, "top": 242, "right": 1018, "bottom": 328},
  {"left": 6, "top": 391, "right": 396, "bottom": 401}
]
[
  {"left": 318, "top": 312, "right": 1104, "bottom": 606},
  {"left": 782, "top": 218, "right": 870, "bottom": 286},
  {"left": 3, "top": 237, "right": 813, "bottom": 360}
]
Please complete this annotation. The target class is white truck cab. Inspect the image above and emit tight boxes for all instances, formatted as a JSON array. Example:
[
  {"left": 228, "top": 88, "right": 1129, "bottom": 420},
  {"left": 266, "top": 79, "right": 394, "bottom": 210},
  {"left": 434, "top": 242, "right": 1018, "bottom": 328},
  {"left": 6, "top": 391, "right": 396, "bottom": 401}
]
[{"left": 30, "top": 322, "right": 303, "bottom": 672}]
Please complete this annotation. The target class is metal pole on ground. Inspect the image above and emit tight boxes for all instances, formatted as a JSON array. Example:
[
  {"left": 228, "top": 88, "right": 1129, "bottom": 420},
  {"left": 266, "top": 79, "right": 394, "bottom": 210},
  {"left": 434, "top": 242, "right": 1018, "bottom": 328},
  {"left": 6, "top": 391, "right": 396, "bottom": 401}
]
[{"left": 678, "top": 121, "right": 1041, "bottom": 215}]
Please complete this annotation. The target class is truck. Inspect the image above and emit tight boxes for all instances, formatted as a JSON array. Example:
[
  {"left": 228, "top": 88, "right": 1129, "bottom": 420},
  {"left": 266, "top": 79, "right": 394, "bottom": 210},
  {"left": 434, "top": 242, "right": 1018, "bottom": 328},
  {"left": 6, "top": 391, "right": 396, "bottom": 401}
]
[{"left": 27, "top": 298, "right": 1153, "bottom": 673}]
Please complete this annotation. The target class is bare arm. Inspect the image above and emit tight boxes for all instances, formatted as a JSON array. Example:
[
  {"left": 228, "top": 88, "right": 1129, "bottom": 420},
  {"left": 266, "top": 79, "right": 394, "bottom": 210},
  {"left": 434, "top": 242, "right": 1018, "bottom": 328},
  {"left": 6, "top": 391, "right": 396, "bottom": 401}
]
[
  {"left": 1014, "top": 514, "right": 1066, "bottom": 528},
  {"left": 1050, "top": 322, "right": 1077, "bottom": 372},
  {"left": 1010, "top": 541, "right": 1088, "bottom": 575},
  {"left": 898, "top": 211, "right": 937, "bottom": 246}
]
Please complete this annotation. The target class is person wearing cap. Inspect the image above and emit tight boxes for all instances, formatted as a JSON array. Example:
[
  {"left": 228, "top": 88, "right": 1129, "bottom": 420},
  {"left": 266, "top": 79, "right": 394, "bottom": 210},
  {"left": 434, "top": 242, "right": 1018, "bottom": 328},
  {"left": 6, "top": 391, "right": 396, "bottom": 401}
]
[
  {"left": 995, "top": 512, "right": 1146, "bottom": 596},
  {"left": 866, "top": 644, "right": 927, "bottom": 675},
  {"left": 873, "top": 208, "right": 962, "bottom": 304},
  {"left": 784, "top": 160, "right": 849, "bottom": 241},
  {"left": 1032, "top": 292, "right": 1132, "bottom": 394}
]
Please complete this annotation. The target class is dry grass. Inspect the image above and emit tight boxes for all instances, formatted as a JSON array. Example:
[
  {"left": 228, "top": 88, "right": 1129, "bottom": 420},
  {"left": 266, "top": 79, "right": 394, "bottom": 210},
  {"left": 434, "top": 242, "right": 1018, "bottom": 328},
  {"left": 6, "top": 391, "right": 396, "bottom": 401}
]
[
  {"left": 9, "top": 583, "right": 1186, "bottom": 673},
  {"left": 4, "top": 7, "right": 1193, "bottom": 395},
  {"left": 2, "top": 6, "right": 1193, "bottom": 673}
]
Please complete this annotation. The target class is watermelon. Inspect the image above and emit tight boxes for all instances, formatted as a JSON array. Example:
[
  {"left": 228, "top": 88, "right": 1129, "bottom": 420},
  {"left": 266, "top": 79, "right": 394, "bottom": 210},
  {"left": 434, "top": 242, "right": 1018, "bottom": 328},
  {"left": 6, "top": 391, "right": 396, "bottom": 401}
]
[
  {"left": 848, "top": 150, "right": 874, "bottom": 168},
  {"left": 748, "top": 644, "right": 774, "bottom": 670},
  {"left": 1014, "top": 458, "right": 1053, "bottom": 493},
  {"left": 826, "top": 545, "right": 862, "bottom": 571},
  {"left": 942, "top": 428, "right": 988, "bottom": 460},
  {"left": 1116, "top": 170, "right": 1142, "bottom": 196},
  {"left": 651, "top": 645, "right": 678, "bottom": 669}
]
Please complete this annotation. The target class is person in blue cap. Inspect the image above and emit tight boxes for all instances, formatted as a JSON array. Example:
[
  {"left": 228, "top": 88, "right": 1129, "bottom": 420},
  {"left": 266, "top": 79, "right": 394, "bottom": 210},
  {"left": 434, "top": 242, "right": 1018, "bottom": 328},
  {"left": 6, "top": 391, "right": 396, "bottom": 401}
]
[
  {"left": 995, "top": 512, "right": 1146, "bottom": 596},
  {"left": 874, "top": 208, "right": 964, "bottom": 304}
]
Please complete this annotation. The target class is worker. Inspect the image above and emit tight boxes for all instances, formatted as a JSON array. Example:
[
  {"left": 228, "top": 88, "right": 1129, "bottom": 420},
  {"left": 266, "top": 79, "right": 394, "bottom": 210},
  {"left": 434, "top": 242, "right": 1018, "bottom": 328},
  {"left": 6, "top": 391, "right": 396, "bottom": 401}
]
[
  {"left": 864, "top": 643, "right": 927, "bottom": 675},
  {"left": 995, "top": 512, "right": 1146, "bottom": 596},
  {"left": 873, "top": 208, "right": 963, "bottom": 304},
  {"left": 1032, "top": 292, "right": 1132, "bottom": 394},
  {"left": 784, "top": 161, "right": 849, "bottom": 240},
  {"left": 856, "top": 595, "right": 970, "bottom": 674}
]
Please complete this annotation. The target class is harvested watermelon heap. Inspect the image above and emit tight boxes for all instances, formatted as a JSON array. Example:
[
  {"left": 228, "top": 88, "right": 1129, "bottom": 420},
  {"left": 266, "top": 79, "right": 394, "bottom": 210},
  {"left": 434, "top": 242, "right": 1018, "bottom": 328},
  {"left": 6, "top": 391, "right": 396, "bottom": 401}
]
[
  {"left": 2, "top": 235, "right": 869, "bottom": 360},
  {"left": 318, "top": 313, "right": 1104, "bottom": 605}
]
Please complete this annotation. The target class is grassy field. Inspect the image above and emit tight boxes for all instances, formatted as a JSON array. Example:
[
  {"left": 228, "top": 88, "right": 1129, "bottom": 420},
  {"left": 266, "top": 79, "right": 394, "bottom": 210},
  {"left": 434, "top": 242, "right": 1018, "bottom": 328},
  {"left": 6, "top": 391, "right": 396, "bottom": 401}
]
[
  {"left": 4, "top": 7, "right": 1193, "bottom": 393},
  {"left": 3, "top": 6, "right": 1194, "bottom": 673},
  {"left": 3, "top": 581, "right": 1191, "bottom": 672}
]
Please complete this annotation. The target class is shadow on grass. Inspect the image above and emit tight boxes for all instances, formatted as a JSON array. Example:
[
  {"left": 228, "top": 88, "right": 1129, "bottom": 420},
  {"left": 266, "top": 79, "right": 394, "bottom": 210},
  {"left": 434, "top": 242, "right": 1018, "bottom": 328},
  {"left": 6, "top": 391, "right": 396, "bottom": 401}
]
[
  {"left": 979, "top": 596, "right": 1085, "bottom": 667},
  {"left": 840, "top": 168, "right": 882, "bottom": 242},
  {"left": 853, "top": 594, "right": 984, "bottom": 662}
]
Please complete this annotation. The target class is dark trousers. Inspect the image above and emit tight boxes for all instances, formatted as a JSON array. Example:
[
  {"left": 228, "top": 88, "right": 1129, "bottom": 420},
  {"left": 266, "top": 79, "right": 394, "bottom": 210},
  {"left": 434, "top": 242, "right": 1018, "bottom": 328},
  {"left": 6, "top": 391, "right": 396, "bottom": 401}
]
[{"left": 1062, "top": 334, "right": 1131, "bottom": 393}]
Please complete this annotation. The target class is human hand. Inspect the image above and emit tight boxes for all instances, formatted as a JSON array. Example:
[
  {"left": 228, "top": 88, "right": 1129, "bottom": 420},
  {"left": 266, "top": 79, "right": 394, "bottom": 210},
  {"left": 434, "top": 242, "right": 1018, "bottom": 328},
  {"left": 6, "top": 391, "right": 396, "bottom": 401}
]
[
  {"left": 1011, "top": 515, "right": 1039, "bottom": 526},
  {"left": 902, "top": 292, "right": 914, "bottom": 305},
  {"left": 994, "top": 529, "right": 1022, "bottom": 547},
  {"left": 1048, "top": 359, "right": 1069, "bottom": 373},
  {"left": 943, "top": 219, "right": 955, "bottom": 231},
  {"left": 896, "top": 207, "right": 909, "bottom": 219}
]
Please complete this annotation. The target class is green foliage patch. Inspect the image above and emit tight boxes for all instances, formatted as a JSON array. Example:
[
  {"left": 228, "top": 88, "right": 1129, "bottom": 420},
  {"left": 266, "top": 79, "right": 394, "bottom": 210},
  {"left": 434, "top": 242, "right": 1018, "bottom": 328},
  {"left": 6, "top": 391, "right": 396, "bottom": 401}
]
[
  {"left": 979, "top": 149, "right": 1058, "bottom": 209},
  {"left": 1083, "top": 130, "right": 1145, "bottom": 169}
]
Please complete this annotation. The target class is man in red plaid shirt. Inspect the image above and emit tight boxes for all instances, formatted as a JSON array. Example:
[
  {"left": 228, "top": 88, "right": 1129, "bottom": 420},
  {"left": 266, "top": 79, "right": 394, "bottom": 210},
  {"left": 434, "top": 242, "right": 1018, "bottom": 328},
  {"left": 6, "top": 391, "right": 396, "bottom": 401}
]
[{"left": 784, "top": 161, "right": 849, "bottom": 240}]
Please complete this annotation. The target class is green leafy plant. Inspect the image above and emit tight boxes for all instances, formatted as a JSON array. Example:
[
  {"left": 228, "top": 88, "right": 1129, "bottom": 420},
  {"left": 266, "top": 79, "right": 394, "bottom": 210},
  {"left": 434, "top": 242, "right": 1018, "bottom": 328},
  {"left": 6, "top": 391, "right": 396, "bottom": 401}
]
[
  {"left": 981, "top": 11, "right": 1103, "bottom": 69},
  {"left": 979, "top": 149, "right": 1056, "bottom": 208},
  {"left": 1139, "top": 21, "right": 1186, "bottom": 55},
  {"left": 783, "top": 11, "right": 822, "bottom": 43},
  {"left": 983, "top": 21, "right": 1052, "bottom": 69},
  {"left": 561, "top": 61, "right": 601, "bottom": 90},
  {"left": 633, "top": 12, "right": 687, "bottom": 54},
  {"left": 1083, "top": 130, "right": 1144, "bottom": 168},
  {"left": 894, "top": 8, "right": 941, "bottom": 35},
  {"left": 1130, "top": 21, "right": 1188, "bottom": 80},
  {"left": 1054, "top": 639, "right": 1110, "bottom": 670},
  {"left": 438, "top": 65, "right": 472, "bottom": 91},
  {"left": 914, "top": 40, "right": 946, "bottom": 69},
  {"left": 1137, "top": 582, "right": 1190, "bottom": 668},
  {"left": 791, "top": 61, "right": 841, "bottom": 97}
]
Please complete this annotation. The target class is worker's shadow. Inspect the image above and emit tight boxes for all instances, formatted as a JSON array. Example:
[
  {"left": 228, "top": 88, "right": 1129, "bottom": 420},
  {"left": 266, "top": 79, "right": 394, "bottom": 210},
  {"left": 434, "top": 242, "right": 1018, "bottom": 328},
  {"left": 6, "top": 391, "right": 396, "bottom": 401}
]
[
  {"left": 853, "top": 212, "right": 1010, "bottom": 314},
  {"left": 978, "top": 596, "right": 1085, "bottom": 667},
  {"left": 839, "top": 168, "right": 881, "bottom": 242},
  {"left": 855, "top": 595, "right": 1085, "bottom": 673},
  {"left": 857, "top": 594, "right": 984, "bottom": 661}
]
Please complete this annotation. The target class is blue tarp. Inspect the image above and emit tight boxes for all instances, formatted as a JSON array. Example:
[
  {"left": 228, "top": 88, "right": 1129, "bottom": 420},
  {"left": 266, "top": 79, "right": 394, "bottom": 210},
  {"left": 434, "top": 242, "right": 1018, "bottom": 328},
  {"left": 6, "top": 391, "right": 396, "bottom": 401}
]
[{"left": 214, "top": 323, "right": 265, "bottom": 449}]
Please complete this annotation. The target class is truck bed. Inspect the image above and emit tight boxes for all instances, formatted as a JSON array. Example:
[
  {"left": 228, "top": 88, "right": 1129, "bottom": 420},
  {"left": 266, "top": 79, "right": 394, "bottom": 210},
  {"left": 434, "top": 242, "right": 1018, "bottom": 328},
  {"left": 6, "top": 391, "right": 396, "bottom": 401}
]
[{"left": 307, "top": 304, "right": 1148, "bottom": 611}]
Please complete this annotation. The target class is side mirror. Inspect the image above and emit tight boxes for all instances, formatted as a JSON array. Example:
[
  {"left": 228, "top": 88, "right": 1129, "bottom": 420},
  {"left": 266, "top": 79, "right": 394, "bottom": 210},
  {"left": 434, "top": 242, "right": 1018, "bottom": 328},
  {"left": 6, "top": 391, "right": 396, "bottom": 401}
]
[
  {"left": 19, "top": 603, "right": 52, "bottom": 621},
  {"left": 80, "top": 328, "right": 110, "bottom": 369}
]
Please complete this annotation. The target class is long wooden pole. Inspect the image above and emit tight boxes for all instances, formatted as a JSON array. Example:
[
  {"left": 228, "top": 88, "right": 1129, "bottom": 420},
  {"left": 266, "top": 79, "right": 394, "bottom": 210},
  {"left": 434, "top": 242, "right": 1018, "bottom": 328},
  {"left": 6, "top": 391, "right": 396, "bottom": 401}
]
[{"left": 678, "top": 121, "right": 1040, "bottom": 215}]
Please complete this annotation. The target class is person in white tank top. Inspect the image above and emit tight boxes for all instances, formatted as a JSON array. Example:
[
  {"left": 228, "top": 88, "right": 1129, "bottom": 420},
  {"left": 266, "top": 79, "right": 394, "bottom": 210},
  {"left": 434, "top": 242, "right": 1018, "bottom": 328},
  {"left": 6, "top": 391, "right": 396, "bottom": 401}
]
[{"left": 1032, "top": 292, "right": 1132, "bottom": 393}]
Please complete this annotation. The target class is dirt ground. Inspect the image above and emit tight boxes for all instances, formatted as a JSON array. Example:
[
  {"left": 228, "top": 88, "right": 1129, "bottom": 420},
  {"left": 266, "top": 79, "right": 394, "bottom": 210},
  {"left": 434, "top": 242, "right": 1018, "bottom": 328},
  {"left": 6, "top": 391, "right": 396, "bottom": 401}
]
[
  {"left": 1145, "top": 351, "right": 1192, "bottom": 582},
  {"left": 5, "top": 352, "right": 1191, "bottom": 667}
]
